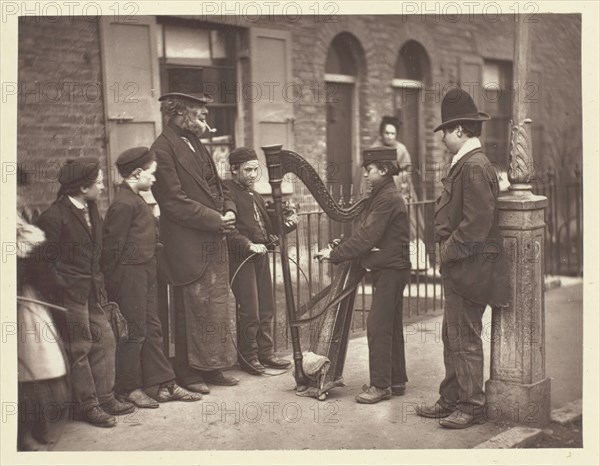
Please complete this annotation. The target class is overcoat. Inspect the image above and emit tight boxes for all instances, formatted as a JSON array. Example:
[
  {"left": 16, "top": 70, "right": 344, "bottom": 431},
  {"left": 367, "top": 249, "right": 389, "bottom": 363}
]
[
  {"left": 151, "top": 124, "right": 236, "bottom": 285},
  {"left": 434, "top": 149, "right": 510, "bottom": 306},
  {"left": 36, "top": 196, "right": 105, "bottom": 304},
  {"left": 100, "top": 182, "right": 159, "bottom": 285}
]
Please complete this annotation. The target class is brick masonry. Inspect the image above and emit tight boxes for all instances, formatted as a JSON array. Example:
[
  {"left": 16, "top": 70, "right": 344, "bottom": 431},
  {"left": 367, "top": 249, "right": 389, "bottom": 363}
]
[
  {"left": 16, "top": 14, "right": 582, "bottom": 214},
  {"left": 17, "top": 16, "right": 109, "bottom": 213}
]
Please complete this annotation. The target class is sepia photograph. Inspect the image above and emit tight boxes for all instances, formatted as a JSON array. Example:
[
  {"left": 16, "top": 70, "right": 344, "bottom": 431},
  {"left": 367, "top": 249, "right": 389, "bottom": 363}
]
[{"left": 1, "top": 0, "right": 598, "bottom": 464}]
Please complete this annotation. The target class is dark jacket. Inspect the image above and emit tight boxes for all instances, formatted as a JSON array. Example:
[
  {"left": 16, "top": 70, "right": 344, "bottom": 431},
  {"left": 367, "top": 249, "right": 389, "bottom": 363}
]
[
  {"left": 434, "top": 148, "right": 510, "bottom": 306},
  {"left": 36, "top": 196, "right": 105, "bottom": 304},
  {"left": 329, "top": 178, "right": 411, "bottom": 271},
  {"left": 151, "top": 124, "right": 237, "bottom": 285},
  {"left": 100, "top": 183, "right": 159, "bottom": 284},
  {"left": 223, "top": 180, "right": 274, "bottom": 260}
]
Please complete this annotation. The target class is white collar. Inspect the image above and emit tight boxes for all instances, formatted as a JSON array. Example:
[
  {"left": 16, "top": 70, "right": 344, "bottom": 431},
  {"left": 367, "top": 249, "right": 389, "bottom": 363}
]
[
  {"left": 68, "top": 196, "right": 87, "bottom": 210},
  {"left": 451, "top": 137, "right": 482, "bottom": 167}
]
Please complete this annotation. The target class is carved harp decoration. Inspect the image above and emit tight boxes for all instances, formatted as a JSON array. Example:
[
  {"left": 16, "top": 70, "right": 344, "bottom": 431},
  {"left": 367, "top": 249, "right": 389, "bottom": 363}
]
[{"left": 262, "top": 144, "right": 366, "bottom": 400}]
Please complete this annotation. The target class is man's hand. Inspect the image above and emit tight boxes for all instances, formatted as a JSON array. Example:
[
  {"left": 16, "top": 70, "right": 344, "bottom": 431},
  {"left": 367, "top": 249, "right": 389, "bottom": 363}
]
[
  {"left": 284, "top": 213, "right": 299, "bottom": 229},
  {"left": 249, "top": 243, "right": 268, "bottom": 255},
  {"left": 223, "top": 210, "right": 236, "bottom": 224},
  {"left": 315, "top": 246, "right": 333, "bottom": 262},
  {"left": 220, "top": 211, "right": 237, "bottom": 233}
]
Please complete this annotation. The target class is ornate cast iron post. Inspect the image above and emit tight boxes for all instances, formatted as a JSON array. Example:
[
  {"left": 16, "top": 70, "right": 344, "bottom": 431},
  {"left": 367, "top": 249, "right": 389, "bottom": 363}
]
[{"left": 485, "top": 17, "right": 551, "bottom": 425}]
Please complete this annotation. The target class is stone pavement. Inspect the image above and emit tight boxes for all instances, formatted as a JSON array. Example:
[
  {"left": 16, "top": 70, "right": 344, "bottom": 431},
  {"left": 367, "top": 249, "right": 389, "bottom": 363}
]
[{"left": 54, "top": 281, "right": 583, "bottom": 451}]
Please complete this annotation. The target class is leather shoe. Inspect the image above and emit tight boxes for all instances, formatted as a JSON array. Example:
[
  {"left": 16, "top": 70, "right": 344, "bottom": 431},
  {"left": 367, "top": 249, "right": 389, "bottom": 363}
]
[
  {"left": 156, "top": 383, "right": 202, "bottom": 402},
  {"left": 415, "top": 401, "right": 455, "bottom": 419},
  {"left": 124, "top": 388, "right": 159, "bottom": 409},
  {"left": 355, "top": 385, "right": 392, "bottom": 404},
  {"left": 185, "top": 382, "right": 210, "bottom": 394},
  {"left": 100, "top": 397, "right": 135, "bottom": 415},
  {"left": 78, "top": 405, "right": 116, "bottom": 428},
  {"left": 204, "top": 370, "right": 240, "bottom": 386},
  {"left": 362, "top": 383, "right": 406, "bottom": 396},
  {"left": 240, "top": 359, "right": 266, "bottom": 375},
  {"left": 439, "top": 409, "right": 486, "bottom": 429},
  {"left": 259, "top": 356, "right": 292, "bottom": 369},
  {"left": 392, "top": 384, "right": 406, "bottom": 396}
]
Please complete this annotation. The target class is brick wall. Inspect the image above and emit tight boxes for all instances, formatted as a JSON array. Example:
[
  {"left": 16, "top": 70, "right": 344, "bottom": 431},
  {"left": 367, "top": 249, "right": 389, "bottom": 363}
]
[
  {"left": 530, "top": 14, "right": 582, "bottom": 183},
  {"left": 17, "top": 14, "right": 581, "bottom": 209},
  {"left": 18, "top": 17, "right": 108, "bottom": 214},
  {"left": 258, "top": 14, "right": 581, "bottom": 195}
]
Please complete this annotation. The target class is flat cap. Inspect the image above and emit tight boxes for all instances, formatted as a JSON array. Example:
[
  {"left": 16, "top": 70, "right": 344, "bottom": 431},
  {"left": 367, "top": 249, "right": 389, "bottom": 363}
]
[
  {"left": 158, "top": 92, "right": 214, "bottom": 105},
  {"left": 116, "top": 147, "right": 156, "bottom": 177},
  {"left": 229, "top": 147, "right": 259, "bottom": 166},
  {"left": 58, "top": 157, "right": 100, "bottom": 188}
]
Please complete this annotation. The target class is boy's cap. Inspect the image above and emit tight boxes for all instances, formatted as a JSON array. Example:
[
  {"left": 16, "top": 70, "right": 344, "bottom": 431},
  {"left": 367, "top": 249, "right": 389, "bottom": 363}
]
[
  {"left": 361, "top": 147, "right": 398, "bottom": 167},
  {"left": 229, "top": 147, "right": 258, "bottom": 166},
  {"left": 116, "top": 147, "right": 156, "bottom": 177},
  {"left": 58, "top": 157, "right": 100, "bottom": 188}
]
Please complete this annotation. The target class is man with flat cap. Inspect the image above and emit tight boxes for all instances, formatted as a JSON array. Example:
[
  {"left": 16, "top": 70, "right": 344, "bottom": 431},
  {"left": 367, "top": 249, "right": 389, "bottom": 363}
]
[
  {"left": 101, "top": 147, "right": 202, "bottom": 407},
  {"left": 151, "top": 92, "right": 239, "bottom": 394},
  {"left": 316, "top": 147, "right": 412, "bottom": 404},
  {"left": 416, "top": 87, "right": 509, "bottom": 428}
]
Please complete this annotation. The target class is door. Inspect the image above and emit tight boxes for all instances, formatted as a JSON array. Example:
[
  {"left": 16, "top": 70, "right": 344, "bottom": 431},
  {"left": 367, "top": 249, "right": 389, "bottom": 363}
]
[
  {"left": 326, "top": 81, "right": 354, "bottom": 239},
  {"left": 326, "top": 81, "right": 353, "bottom": 200},
  {"left": 395, "top": 87, "right": 422, "bottom": 198}
]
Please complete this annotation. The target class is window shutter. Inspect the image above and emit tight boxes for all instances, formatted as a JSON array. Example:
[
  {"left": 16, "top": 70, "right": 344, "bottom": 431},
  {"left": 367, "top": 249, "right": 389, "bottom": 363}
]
[
  {"left": 249, "top": 27, "right": 294, "bottom": 194},
  {"left": 459, "top": 56, "right": 484, "bottom": 108},
  {"left": 99, "top": 16, "right": 162, "bottom": 199}
]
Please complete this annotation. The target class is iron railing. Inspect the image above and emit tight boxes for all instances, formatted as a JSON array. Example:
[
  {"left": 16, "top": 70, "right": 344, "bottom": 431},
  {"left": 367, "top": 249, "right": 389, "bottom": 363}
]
[
  {"left": 268, "top": 186, "right": 443, "bottom": 352},
  {"left": 531, "top": 166, "right": 583, "bottom": 276}
]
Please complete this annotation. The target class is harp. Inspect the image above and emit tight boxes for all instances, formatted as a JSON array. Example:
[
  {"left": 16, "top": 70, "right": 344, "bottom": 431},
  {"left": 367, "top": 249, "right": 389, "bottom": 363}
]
[{"left": 262, "top": 144, "right": 367, "bottom": 400}]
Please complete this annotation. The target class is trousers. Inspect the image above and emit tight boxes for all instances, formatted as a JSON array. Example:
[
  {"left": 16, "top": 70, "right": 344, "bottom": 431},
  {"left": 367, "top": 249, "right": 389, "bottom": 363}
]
[
  {"left": 107, "top": 258, "right": 175, "bottom": 393},
  {"left": 438, "top": 278, "right": 486, "bottom": 413},
  {"left": 367, "top": 268, "right": 410, "bottom": 388},
  {"left": 61, "top": 287, "right": 115, "bottom": 409},
  {"left": 230, "top": 254, "right": 275, "bottom": 362}
]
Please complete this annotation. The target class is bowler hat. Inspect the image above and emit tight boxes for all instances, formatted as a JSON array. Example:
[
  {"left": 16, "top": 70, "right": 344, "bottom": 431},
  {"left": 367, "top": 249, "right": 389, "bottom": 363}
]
[
  {"left": 116, "top": 147, "right": 156, "bottom": 177},
  {"left": 362, "top": 147, "right": 398, "bottom": 167},
  {"left": 229, "top": 147, "right": 258, "bottom": 166},
  {"left": 58, "top": 157, "right": 100, "bottom": 188},
  {"left": 434, "top": 87, "right": 490, "bottom": 132},
  {"left": 158, "top": 92, "right": 214, "bottom": 105}
]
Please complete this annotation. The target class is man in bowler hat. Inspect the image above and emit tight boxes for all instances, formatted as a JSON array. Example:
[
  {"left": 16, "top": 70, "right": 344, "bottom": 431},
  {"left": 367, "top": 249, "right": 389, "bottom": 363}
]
[{"left": 416, "top": 88, "right": 509, "bottom": 428}]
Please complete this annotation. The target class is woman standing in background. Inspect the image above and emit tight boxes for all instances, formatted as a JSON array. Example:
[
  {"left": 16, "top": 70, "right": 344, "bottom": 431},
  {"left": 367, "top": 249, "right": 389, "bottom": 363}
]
[{"left": 376, "top": 116, "right": 426, "bottom": 270}]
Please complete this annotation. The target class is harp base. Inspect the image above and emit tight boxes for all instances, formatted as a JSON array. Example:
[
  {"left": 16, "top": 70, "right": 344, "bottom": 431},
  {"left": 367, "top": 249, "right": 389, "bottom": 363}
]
[{"left": 295, "top": 377, "right": 345, "bottom": 401}]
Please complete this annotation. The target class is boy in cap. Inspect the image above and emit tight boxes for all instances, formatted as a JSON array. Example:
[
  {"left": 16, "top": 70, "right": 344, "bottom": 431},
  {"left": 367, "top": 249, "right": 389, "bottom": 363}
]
[
  {"left": 101, "top": 147, "right": 202, "bottom": 407},
  {"left": 316, "top": 148, "right": 412, "bottom": 404},
  {"left": 37, "top": 157, "right": 134, "bottom": 428},
  {"left": 225, "top": 147, "right": 297, "bottom": 375}
]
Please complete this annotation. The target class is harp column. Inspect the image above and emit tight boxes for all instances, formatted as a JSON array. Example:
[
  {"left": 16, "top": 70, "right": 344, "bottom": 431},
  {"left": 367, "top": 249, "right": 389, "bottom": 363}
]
[
  {"left": 262, "top": 144, "right": 308, "bottom": 386},
  {"left": 485, "top": 17, "right": 551, "bottom": 426}
]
